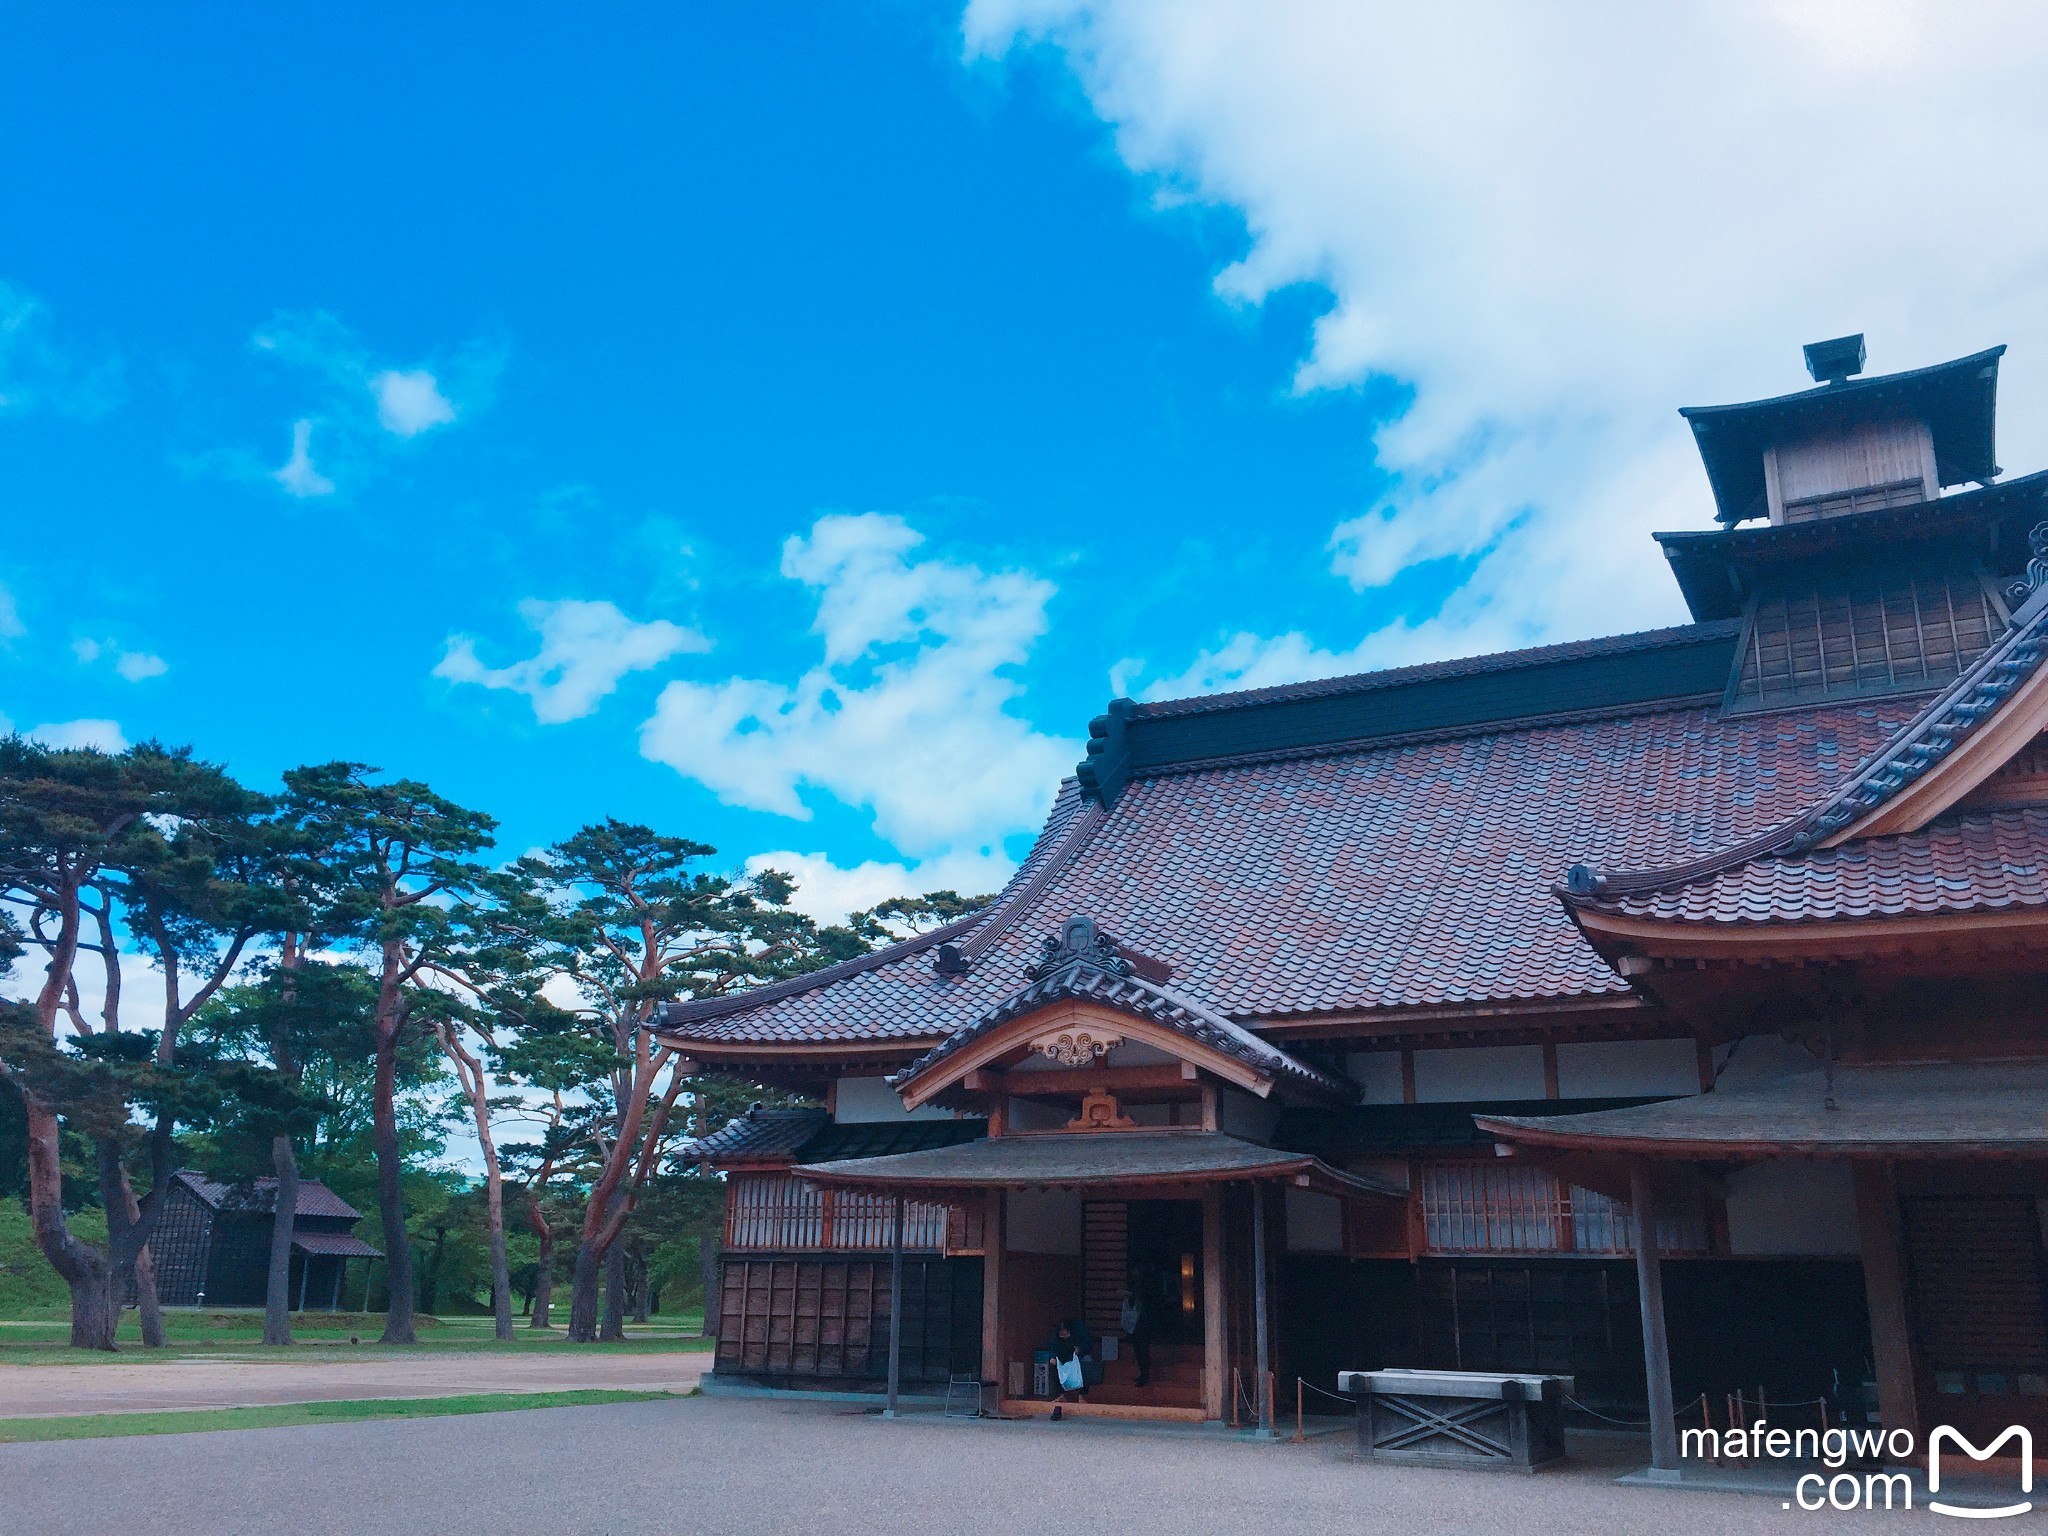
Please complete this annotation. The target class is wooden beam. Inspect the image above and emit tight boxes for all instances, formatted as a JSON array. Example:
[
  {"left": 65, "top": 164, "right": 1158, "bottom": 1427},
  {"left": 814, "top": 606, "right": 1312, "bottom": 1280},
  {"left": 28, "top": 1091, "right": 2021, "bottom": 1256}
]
[
  {"left": 1400, "top": 1047, "right": 1417, "bottom": 1105},
  {"left": 884, "top": 1193, "right": 905, "bottom": 1419},
  {"left": 1630, "top": 1162, "right": 1681, "bottom": 1474},
  {"left": 1202, "top": 1186, "right": 1224, "bottom": 1421},
  {"left": 1001, "top": 1064, "right": 1209, "bottom": 1097},
  {"left": 1853, "top": 1161, "right": 1922, "bottom": 1444},
  {"left": 981, "top": 1188, "right": 1005, "bottom": 1394},
  {"left": 1252, "top": 1184, "right": 1274, "bottom": 1438},
  {"left": 1542, "top": 1042, "right": 1560, "bottom": 1100}
]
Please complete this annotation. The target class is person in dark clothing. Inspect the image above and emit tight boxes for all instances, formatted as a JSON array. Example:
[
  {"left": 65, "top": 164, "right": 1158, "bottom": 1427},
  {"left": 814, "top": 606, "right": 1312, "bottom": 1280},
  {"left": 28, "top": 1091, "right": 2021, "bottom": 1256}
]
[
  {"left": 1044, "top": 1317, "right": 1096, "bottom": 1417},
  {"left": 1120, "top": 1270, "right": 1152, "bottom": 1388}
]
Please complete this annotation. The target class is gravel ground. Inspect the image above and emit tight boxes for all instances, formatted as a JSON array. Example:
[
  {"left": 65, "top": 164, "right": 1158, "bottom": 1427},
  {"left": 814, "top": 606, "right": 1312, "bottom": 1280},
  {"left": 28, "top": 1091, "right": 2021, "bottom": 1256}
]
[
  {"left": 0, "top": 1350, "right": 708, "bottom": 1417},
  {"left": 0, "top": 1394, "right": 1963, "bottom": 1535}
]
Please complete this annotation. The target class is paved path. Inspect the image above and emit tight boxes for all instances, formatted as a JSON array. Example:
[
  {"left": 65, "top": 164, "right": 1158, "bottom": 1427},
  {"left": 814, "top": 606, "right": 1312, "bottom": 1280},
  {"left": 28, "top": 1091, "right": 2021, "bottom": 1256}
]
[
  {"left": 0, "top": 1348, "right": 709, "bottom": 1417},
  {"left": 0, "top": 1395, "right": 1942, "bottom": 1535}
]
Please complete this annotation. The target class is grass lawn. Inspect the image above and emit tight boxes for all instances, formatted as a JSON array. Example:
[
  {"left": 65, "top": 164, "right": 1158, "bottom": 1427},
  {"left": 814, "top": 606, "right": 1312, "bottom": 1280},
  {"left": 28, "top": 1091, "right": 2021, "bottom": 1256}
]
[
  {"left": 0, "top": 1389, "right": 682, "bottom": 1442},
  {"left": 0, "top": 1307, "right": 713, "bottom": 1366}
]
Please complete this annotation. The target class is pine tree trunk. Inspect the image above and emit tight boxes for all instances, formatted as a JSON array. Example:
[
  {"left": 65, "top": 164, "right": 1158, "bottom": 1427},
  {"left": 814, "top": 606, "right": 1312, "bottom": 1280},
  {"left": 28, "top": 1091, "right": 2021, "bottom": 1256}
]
[
  {"left": 600, "top": 1243, "right": 627, "bottom": 1342},
  {"left": 487, "top": 1178, "right": 513, "bottom": 1342},
  {"left": 566, "top": 1239, "right": 603, "bottom": 1343},
  {"left": 262, "top": 1133, "right": 299, "bottom": 1346},
  {"left": 529, "top": 1227, "right": 555, "bottom": 1329},
  {"left": 133, "top": 1243, "right": 165, "bottom": 1348},
  {"left": 629, "top": 1246, "right": 651, "bottom": 1324},
  {"left": 26, "top": 1103, "right": 117, "bottom": 1350},
  {"left": 372, "top": 1016, "right": 416, "bottom": 1345}
]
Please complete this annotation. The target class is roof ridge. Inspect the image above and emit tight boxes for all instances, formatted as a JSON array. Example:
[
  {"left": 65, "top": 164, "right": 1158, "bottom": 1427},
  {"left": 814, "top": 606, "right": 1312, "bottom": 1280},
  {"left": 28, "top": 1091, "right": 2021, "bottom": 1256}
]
[
  {"left": 657, "top": 783, "right": 1090, "bottom": 1031},
  {"left": 1129, "top": 621, "right": 1742, "bottom": 721},
  {"left": 1565, "top": 568, "right": 2048, "bottom": 907}
]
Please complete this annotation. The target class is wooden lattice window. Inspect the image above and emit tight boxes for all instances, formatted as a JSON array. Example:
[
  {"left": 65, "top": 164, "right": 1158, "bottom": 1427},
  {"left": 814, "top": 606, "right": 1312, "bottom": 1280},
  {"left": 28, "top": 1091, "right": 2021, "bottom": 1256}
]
[
  {"left": 1419, "top": 1162, "right": 1706, "bottom": 1256},
  {"left": 1780, "top": 478, "right": 1928, "bottom": 524},
  {"left": 1729, "top": 562, "right": 2008, "bottom": 710},
  {"left": 724, "top": 1173, "right": 952, "bottom": 1252}
]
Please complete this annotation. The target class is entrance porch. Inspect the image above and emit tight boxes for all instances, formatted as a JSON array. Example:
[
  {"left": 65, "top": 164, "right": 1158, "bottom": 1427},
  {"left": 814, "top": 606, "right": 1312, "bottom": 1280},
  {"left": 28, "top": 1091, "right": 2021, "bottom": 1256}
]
[{"left": 795, "top": 1129, "right": 1401, "bottom": 1425}]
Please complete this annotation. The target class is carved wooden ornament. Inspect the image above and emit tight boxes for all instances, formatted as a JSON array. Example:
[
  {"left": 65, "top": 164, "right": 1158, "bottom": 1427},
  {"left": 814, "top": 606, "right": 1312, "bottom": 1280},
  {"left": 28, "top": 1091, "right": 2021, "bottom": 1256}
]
[{"left": 1032, "top": 1028, "right": 1121, "bottom": 1067}]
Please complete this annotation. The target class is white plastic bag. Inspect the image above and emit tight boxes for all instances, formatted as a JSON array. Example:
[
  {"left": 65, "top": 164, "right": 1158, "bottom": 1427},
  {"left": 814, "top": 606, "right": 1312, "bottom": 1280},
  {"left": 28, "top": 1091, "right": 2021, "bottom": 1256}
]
[{"left": 1057, "top": 1353, "right": 1084, "bottom": 1392}]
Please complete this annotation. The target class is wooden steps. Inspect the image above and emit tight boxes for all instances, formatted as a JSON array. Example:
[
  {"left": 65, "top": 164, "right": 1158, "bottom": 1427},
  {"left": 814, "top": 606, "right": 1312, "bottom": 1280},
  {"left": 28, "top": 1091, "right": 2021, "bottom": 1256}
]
[{"left": 1000, "top": 1397, "right": 1207, "bottom": 1424}]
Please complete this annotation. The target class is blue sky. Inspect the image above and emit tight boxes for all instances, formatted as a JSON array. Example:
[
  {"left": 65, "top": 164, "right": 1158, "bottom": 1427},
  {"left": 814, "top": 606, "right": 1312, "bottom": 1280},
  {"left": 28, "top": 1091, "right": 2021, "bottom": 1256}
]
[{"left": 8, "top": 3, "right": 2048, "bottom": 919}]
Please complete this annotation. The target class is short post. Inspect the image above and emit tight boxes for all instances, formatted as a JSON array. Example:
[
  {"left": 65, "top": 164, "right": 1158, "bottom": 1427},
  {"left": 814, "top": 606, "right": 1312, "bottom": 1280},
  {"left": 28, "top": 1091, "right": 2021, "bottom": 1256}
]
[
  {"left": 1630, "top": 1162, "right": 1681, "bottom": 1475},
  {"left": 1295, "top": 1378, "right": 1305, "bottom": 1442},
  {"left": 1252, "top": 1184, "right": 1274, "bottom": 1438},
  {"left": 884, "top": 1192, "right": 905, "bottom": 1419}
]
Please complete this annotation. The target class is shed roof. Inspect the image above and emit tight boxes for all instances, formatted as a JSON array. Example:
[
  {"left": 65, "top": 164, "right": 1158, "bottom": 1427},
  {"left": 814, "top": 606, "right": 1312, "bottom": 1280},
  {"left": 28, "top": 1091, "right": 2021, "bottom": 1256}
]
[
  {"left": 290, "top": 1231, "right": 383, "bottom": 1258},
  {"left": 174, "top": 1171, "right": 361, "bottom": 1222},
  {"left": 794, "top": 1130, "right": 1401, "bottom": 1198},
  {"left": 675, "top": 1107, "right": 985, "bottom": 1166},
  {"left": 1478, "top": 1059, "right": 2048, "bottom": 1159}
]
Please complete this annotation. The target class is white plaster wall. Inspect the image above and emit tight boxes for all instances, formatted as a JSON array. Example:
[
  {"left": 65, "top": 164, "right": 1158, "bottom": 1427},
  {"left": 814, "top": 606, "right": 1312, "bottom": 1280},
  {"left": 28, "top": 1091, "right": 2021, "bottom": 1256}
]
[
  {"left": 832, "top": 1075, "right": 956, "bottom": 1124},
  {"left": 1724, "top": 1161, "right": 1861, "bottom": 1257},
  {"left": 1218, "top": 1088, "right": 1279, "bottom": 1143},
  {"left": 1285, "top": 1187, "right": 1344, "bottom": 1253},
  {"left": 1006, "top": 1188, "right": 1083, "bottom": 1255},
  {"left": 1554, "top": 1039, "right": 1701, "bottom": 1099},
  {"left": 1347, "top": 1051, "right": 1405, "bottom": 1105},
  {"left": 1005, "top": 1097, "right": 1069, "bottom": 1132},
  {"left": 1412, "top": 1044, "right": 1545, "bottom": 1102}
]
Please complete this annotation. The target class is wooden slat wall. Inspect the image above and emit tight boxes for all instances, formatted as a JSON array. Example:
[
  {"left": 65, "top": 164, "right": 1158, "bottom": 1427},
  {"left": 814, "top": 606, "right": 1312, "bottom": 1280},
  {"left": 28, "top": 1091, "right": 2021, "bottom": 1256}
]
[
  {"left": 715, "top": 1254, "right": 971, "bottom": 1384},
  {"left": 1902, "top": 1196, "right": 2048, "bottom": 1373},
  {"left": 1733, "top": 564, "right": 2004, "bottom": 708},
  {"left": 1082, "top": 1200, "right": 1128, "bottom": 1336}
]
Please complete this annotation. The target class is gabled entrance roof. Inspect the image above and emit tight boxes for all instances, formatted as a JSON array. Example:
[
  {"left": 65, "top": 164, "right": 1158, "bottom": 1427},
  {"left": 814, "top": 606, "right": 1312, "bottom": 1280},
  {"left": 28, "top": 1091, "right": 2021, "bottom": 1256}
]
[{"left": 889, "top": 917, "right": 1355, "bottom": 1108}]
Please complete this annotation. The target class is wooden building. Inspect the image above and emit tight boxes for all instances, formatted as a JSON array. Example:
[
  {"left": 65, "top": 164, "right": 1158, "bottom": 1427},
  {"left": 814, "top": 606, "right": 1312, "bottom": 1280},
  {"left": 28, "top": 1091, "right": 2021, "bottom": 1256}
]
[
  {"left": 663, "top": 336, "right": 2048, "bottom": 1446},
  {"left": 148, "top": 1170, "right": 382, "bottom": 1310}
]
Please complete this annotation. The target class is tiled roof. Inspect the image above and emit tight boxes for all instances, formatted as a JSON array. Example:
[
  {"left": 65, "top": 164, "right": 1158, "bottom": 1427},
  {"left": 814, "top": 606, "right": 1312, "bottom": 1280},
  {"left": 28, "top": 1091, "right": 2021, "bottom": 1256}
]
[
  {"left": 676, "top": 1107, "right": 829, "bottom": 1163},
  {"left": 1596, "top": 807, "right": 2048, "bottom": 924},
  {"left": 1568, "top": 578, "right": 2048, "bottom": 916},
  {"left": 893, "top": 932, "right": 1355, "bottom": 1103},
  {"left": 175, "top": 1171, "right": 360, "bottom": 1221},
  {"left": 675, "top": 1107, "right": 986, "bottom": 1166},
  {"left": 290, "top": 1230, "right": 382, "bottom": 1258},
  {"left": 795, "top": 1130, "right": 1402, "bottom": 1198},
  {"left": 1479, "top": 1059, "right": 2048, "bottom": 1156},
  {"left": 654, "top": 699, "right": 1915, "bottom": 1049}
]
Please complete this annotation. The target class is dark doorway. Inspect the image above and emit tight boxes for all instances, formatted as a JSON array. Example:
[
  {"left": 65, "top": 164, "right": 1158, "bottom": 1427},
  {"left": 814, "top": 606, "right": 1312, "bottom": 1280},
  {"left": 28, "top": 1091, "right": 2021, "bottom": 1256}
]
[{"left": 1127, "top": 1199, "right": 1204, "bottom": 1347}]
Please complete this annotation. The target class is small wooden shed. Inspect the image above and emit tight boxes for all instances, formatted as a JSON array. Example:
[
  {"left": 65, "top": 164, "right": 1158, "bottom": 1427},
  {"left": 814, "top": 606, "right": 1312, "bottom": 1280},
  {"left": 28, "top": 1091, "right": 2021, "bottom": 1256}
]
[{"left": 147, "top": 1170, "right": 381, "bottom": 1310}]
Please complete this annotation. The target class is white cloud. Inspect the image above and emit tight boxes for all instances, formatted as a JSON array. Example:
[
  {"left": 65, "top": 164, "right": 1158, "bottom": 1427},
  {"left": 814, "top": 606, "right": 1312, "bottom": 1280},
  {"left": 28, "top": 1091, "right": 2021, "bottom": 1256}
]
[
  {"left": 238, "top": 313, "right": 499, "bottom": 498},
  {"left": 29, "top": 718, "right": 127, "bottom": 752},
  {"left": 272, "top": 418, "right": 335, "bottom": 498},
  {"left": 641, "top": 513, "right": 1074, "bottom": 857},
  {"left": 967, "top": 1, "right": 2048, "bottom": 671},
  {"left": 71, "top": 636, "right": 100, "bottom": 663},
  {"left": 0, "top": 279, "right": 121, "bottom": 419},
  {"left": 371, "top": 368, "right": 456, "bottom": 437},
  {"left": 746, "top": 848, "right": 1018, "bottom": 926},
  {"left": 0, "top": 583, "right": 22, "bottom": 641},
  {"left": 437, "top": 598, "right": 709, "bottom": 724},
  {"left": 115, "top": 651, "right": 167, "bottom": 682}
]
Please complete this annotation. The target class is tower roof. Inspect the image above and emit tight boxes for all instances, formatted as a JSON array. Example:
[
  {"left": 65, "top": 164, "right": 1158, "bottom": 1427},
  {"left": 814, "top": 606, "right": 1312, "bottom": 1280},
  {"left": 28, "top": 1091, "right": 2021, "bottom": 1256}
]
[{"left": 1681, "top": 345, "right": 2004, "bottom": 524}]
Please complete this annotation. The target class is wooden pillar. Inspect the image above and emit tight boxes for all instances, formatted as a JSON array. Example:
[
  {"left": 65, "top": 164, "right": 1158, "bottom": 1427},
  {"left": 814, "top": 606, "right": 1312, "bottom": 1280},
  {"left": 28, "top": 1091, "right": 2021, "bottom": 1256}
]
[
  {"left": 1852, "top": 1160, "right": 1921, "bottom": 1443},
  {"left": 1202, "top": 1185, "right": 1224, "bottom": 1420},
  {"left": 884, "top": 1192, "right": 905, "bottom": 1419},
  {"left": 982, "top": 1188, "right": 1005, "bottom": 1396},
  {"left": 1252, "top": 1182, "right": 1274, "bottom": 1437},
  {"left": 330, "top": 1259, "right": 343, "bottom": 1311},
  {"left": 1400, "top": 1048, "right": 1417, "bottom": 1105},
  {"left": 1542, "top": 1042, "right": 1560, "bottom": 1100},
  {"left": 1630, "top": 1162, "right": 1681, "bottom": 1473}
]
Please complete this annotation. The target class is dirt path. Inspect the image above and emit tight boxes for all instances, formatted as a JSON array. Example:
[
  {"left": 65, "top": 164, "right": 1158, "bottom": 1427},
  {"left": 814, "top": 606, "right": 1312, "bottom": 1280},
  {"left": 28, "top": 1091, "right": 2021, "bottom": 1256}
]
[{"left": 0, "top": 1348, "right": 709, "bottom": 1417}]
